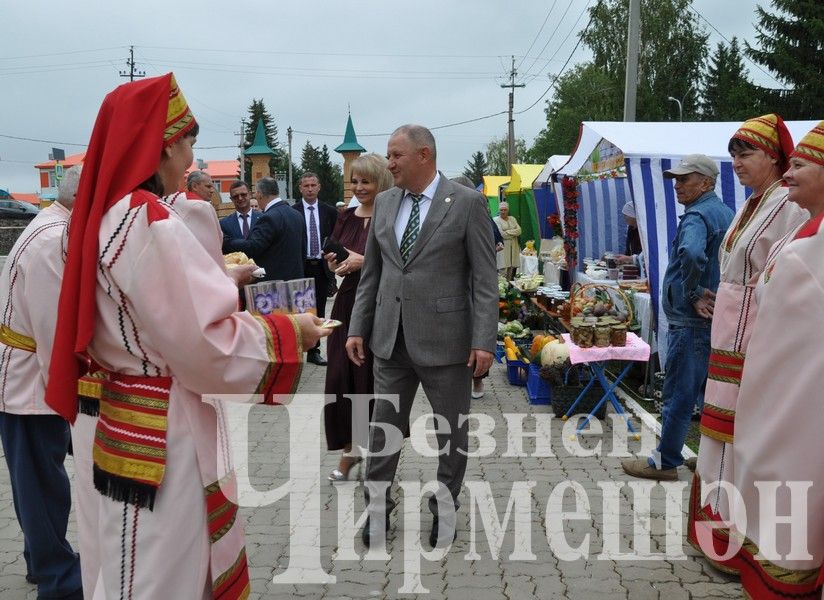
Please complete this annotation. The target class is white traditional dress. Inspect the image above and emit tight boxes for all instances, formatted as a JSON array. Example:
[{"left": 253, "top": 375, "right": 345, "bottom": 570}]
[
  {"left": 86, "top": 190, "right": 302, "bottom": 600},
  {"left": 0, "top": 203, "right": 70, "bottom": 415},
  {"left": 494, "top": 215, "right": 521, "bottom": 270},
  {"left": 164, "top": 191, "right": 224, "bottom": 268},
  {"left": 727, "top": 212, "right": 824, "bottom": 599},
  {"left": 688, "top": 182, "right": 807, "bottom": 569},
  {"left": 0, "top": 203, "right": 90, "bottom": 593}
]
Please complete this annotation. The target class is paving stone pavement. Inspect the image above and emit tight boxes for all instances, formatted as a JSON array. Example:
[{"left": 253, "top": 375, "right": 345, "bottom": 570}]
[{"left": 0, "top": 354, "right": 742, "bottom": 599}]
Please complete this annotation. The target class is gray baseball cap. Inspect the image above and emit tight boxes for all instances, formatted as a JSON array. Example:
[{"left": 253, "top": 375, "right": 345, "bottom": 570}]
[{"left": 663, "top": 154, "right": 719, "bottom": 179}]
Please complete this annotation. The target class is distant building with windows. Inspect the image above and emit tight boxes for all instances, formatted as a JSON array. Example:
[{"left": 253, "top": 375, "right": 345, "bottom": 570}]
[
  {"left": 34, "top": 153, "right": 85, "bottom": 201},
  {"left": 33, "top": 154, "right": 239, "bottom": 207}
]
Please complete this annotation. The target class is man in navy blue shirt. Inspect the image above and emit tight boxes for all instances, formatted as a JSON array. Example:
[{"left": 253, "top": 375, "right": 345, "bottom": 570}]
[{"left": 623, "top": 154, "right": 734, "bottom": 480}]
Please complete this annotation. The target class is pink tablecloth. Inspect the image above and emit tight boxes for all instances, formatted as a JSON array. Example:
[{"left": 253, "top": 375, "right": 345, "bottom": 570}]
[{"left": 561, "top": 332, "right": 651, "bottom": 365}]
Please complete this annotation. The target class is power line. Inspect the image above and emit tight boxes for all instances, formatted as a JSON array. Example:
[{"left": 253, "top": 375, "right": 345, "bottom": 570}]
[
  {"left": 140, "top": 56, "right": 500, "bottom": 77},
  {"left": 292, "top": 109, "right": 509, "bottom": 139},
  {"left": 516, "top": 0, "right": 559, "bottom": 72},
  {"left": 0, "top": 133, "right": 87, "bottom": 147},
  {"left": 0, "top": 46, "right": 125, "bottom": 61},
  {"left": 525, "top": 0, "right": 592, "bottom": 84},
  {"left": 140, "top": 45, "right": 518, "bottom": 60},
  {"left": 147, "top": 61, "right": 499, "bottom": 81},
  {"left": 515, "top": 0, "right": 597, "bottom": 115},
  {"left": 689, "top": 7, "right": 782, "bottom": 86},
  {"left": 521, "top": 0, "right": 578, "bottom": 80}
]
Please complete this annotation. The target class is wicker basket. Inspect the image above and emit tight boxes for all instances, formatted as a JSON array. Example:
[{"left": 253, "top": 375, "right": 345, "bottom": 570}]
[
  {"left": 569, "top": 283, "right": 634, "bottom": 347},
  {"left": 569, "top": 282, "right": 634, "bottom": 323}
]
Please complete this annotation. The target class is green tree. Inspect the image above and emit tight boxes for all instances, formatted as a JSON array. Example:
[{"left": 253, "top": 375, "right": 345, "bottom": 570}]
[
  {"left": 746, "top": 0, "right": 824, "bottom": 119},
  {"left": 298, "top": 142, "right": 342, "bottom": 205},
  {"left": 462, "top": 151, "right": 488, "bottom": 186},
  {"left": 530, "top": 63, "right": 621, "bottom": 162},
  {"left": 700, "top": 38, "right": 759, "bottom": 121},
  {"left": 580, "top": 0, "right": 708, "bottom": 122},
  {"left": 242, "top": 99, "right": 284, "bottom": 187},
  {"left": 528, "top": 0, "right": 708, "bottom": 160},
  {"left": 485, "top": 137, "right": 528, "bottom": 176}
]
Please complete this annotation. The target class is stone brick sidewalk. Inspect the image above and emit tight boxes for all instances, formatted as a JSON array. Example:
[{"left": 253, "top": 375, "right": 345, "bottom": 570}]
[{"left": 0, "top": 358, "right": 741, "bottom": 599}]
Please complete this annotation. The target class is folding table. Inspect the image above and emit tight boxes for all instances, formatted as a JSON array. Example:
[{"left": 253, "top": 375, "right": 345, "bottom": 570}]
[{"left": 560, "top": 332, "right": 651, "bottom": 437}]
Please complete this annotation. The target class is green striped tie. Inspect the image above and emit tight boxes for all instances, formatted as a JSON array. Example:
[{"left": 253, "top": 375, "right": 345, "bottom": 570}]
[{"left": 399, "top": 194, "right": 422, "bottom": 263}]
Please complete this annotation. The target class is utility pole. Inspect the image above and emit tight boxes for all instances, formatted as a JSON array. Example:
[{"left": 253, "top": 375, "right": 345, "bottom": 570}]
[
  {"left": 500, "top": 55, "right": 525, "bottom": 169},
  {"left": 119, "top": 46, "right": 145, "bottom": 82},
  {"left": 623, "top": 0, "right": 641, "bottom": 121},
  {"left": 287, "top": 126, "right": 293, "bottom": 200},
  {"left": 237, "top": 119, "right": 247, "bottom": 182}
]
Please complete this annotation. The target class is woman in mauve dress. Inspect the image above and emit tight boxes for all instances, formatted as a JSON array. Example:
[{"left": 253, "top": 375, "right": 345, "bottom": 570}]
[{"left": 323, "top": 153, "right": 393, "bottom": 482}]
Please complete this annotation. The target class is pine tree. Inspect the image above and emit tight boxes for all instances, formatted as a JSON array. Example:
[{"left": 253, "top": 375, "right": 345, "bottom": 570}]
[
  {"left": 462, "top": 151, "right": 488, "bottom": 187},
  {"left": 242, "top": 99, "right": 284, "bottom": 187},
  {"left": 700, "top": 38, "right": 759, "bottom": 121},
  {"left": 746, "top": 0, "right": 824, "bottom": 118}
]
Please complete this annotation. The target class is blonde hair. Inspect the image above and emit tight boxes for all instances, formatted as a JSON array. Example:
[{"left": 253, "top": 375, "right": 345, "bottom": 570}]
[{"left": 350, "top": 153, "right": 392, "bottom": 193}]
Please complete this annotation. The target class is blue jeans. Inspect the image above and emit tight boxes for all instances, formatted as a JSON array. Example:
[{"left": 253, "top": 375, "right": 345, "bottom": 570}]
[
  {"left": 0, "top": 413, "right": 81, "bottom": 599},
  {"left": 650, "top": 324, "right": 710, "bottom": 470}
]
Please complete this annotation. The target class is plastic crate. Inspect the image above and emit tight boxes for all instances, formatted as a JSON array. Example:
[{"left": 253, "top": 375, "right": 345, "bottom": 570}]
[
  {"left": 494, "top": 341, "right": 505, "bottom": 364},
  {"left": 526, "top": 363, "right": 551, "bottom": 405},
  {"left": 506, "top": 358, "right": 529, "bottom": 387}
]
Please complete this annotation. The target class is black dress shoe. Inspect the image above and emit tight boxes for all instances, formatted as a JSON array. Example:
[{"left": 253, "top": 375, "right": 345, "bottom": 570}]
[
  {"left": 429, "top": 515, "right": 457, "bottom": 548},
  {"left": 307, "top": 351, "right": 327, "bottom": 366},
  {"left": 361, "top": 516, "right": 390, "bottom": 547}
]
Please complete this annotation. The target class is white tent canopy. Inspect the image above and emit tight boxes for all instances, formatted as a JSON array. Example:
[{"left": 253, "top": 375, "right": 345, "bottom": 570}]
[
  {"left": 558, "top": 120, "right": 819, "bottom": 360},
  {"left": 534, "top": 154, "right": 571, "bottom": 186},
  {"left": 557, "top": 120, "right": 818, "bottom": 175}
]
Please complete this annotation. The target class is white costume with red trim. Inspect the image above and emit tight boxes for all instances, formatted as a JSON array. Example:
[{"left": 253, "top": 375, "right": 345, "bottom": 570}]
[
  {"left": 87, "top": 192, "right": 301, "bottom": 600},
  {"left": 689, "top": 183, "right": 806, "bottom": 566},
  {"left": 728, "top": 213, "right": 824, "bottom": 599}
]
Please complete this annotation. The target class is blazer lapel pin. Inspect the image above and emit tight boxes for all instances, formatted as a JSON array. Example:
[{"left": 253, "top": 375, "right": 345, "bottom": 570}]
[{"left": 445, "top": 197, "right": 452, "bottom": 203}]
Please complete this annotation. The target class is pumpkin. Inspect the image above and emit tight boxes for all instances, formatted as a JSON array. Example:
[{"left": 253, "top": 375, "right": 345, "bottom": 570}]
[{"left": 540, "top": 339, "right": 569, "bottom": 366}]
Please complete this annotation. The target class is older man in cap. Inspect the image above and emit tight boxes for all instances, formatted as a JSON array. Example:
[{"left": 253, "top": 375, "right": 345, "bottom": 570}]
[{"left": 623, "top": 154, "right": 734, "bottom": 481}]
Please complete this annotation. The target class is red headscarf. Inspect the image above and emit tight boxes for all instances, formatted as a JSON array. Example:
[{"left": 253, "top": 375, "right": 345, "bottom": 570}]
[{"left": 46, "top": 73, "right": 196, "bottom": 422}]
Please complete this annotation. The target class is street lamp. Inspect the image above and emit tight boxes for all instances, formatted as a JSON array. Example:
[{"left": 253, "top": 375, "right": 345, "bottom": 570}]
[{"left": 667, "top": 96, "right": 683, "bottom": 122}]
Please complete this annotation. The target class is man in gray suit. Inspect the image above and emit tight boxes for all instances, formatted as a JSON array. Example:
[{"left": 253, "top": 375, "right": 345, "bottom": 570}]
[{"left": 346, "top": 124, "right": 498, "bottom": 548}]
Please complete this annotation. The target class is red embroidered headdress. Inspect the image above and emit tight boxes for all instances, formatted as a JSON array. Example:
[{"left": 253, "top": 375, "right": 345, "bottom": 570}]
[
  {"left": 46, "top": 73, "right": 196, "bottom": 422},
  {"left": 731, "top": 113, "right": 794, "bottom": 172}
]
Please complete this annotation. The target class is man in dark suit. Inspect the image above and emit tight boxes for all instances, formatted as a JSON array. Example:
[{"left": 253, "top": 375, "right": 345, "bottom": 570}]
[
  {"left": 293, "top": 172, "right": 338, "bottom": 365},
  {"left": 347, "top": 125, "right": 497, "bottom": 549},
  {"left": 220, "top": 180, "right": 260, "bottom": 241},
  {"left": 223, "top": 177, "right": 304, "bottom": 282}
]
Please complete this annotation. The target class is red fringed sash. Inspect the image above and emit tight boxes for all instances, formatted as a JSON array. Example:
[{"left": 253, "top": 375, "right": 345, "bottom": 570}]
[{"left": 92, "top": 372, "right": 172, "bottom": 510}]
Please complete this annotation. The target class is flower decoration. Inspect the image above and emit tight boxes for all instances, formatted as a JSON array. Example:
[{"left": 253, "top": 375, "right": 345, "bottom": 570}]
[
  {"left": 561, "top": 176, "right": 579, "bottom": 268},
  {"left": 547, "top": 213, "right": 563, "bottom": 238}
]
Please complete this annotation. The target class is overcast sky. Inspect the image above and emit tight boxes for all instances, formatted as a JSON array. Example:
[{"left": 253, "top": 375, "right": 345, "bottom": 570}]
[{"left": 0, "top": 0, "right": 773, "bottom": 194}]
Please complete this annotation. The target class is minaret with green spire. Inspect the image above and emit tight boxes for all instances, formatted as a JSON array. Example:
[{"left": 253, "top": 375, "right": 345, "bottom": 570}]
[
  {"left": 244, "top": 119, "right": 276, "bottom": 188},
  {"left": 334, "top": 112, "right": 366, "bottom": 202}
]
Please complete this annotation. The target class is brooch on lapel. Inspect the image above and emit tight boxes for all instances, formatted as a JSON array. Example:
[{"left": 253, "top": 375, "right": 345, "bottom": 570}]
[{"left": 445, "top": 197, "right": 452, "bottom": 203}]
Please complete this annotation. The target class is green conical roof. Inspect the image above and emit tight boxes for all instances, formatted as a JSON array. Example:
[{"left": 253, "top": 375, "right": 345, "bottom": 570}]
[
  {"left": 334, "top": 114, "right": 366, "bottom": 153},
  {"left": 244, "top": 119, "right": 276, "bottom": 157}
]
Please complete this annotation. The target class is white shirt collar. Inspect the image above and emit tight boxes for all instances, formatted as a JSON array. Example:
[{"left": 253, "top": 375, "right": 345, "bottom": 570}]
[
  {"left": 264, "top": 197, "right": 283, "bottom": 212},
  {"left": 405, "top": 172, "right": 440, "bottom": 202}
]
